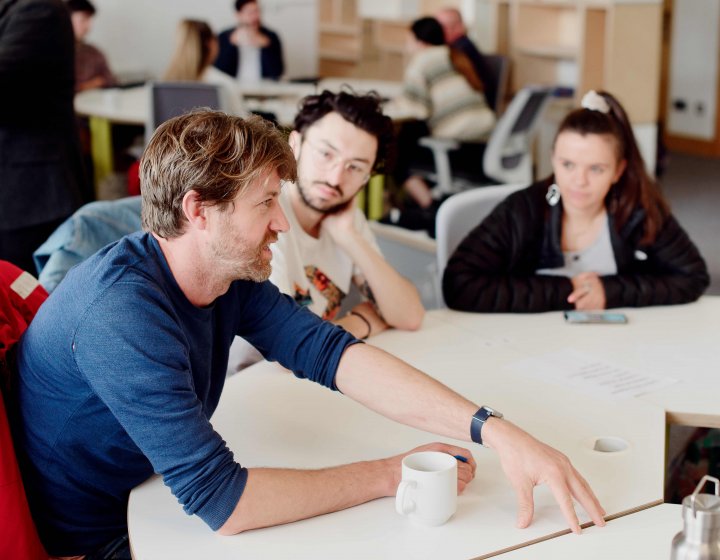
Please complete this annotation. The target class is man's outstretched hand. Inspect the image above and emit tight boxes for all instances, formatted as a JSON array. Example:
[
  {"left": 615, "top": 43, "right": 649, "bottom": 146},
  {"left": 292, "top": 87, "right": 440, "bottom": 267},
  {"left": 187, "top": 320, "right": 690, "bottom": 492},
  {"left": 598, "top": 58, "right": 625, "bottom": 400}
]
[{"left": 482, "top": 417, "right": 607, "bottom": 533}]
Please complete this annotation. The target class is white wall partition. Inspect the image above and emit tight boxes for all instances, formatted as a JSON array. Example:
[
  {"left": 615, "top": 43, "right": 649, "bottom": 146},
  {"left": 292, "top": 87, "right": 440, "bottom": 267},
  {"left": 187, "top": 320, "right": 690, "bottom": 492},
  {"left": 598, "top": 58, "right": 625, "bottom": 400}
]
[
  {"left": 667, "top": 0, "right": 720, "bottom": 140},
  {"left": 89, "top": 0, "right": 318, "bottom": 80}
]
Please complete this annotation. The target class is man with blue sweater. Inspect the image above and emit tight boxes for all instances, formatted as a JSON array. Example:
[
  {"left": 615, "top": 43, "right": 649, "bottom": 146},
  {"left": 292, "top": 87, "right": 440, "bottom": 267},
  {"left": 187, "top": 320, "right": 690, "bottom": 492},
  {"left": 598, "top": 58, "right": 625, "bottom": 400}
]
[{"left": 14, "top": 110, "right": 604, "bottom": 559}]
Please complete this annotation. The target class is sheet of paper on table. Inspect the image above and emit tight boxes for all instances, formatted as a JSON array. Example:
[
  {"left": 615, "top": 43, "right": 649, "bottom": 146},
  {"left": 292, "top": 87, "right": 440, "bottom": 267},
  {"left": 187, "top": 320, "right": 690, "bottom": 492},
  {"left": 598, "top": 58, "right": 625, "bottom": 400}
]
[{"left": 507, "top": 348, "right": 677, "bottom": 400}]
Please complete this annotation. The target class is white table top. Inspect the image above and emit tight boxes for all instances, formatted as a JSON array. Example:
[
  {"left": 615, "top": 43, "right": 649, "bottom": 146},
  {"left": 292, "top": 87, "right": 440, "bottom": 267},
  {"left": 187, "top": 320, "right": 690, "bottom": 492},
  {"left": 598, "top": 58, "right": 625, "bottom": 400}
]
[
  {"left": 74, "top": 82, "right": 310, "bottom": 128},
  {"left": 436, "top": 296, "right": 720, "bottom": 428},
  {"left": 497, "top": 503, "right": 682, "bottom": 559},
  {"left": 235, "top": 80, "right": 317, "bottom": 99},
  {"left": 75, "top": 86, "right": 148, "bottom": 125},
  {"left": 128, "top": 311, "right": 668, "bottom": 560},
  {"left": 74, "top": 78, "right": 415, "bottom": 132}
]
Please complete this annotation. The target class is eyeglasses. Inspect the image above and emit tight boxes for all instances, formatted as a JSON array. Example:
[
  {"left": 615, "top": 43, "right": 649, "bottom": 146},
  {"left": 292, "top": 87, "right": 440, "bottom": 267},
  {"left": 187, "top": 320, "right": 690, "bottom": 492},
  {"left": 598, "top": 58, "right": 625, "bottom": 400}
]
[{"left": 301, "top": 137, "right": 372, "bottom": 186}]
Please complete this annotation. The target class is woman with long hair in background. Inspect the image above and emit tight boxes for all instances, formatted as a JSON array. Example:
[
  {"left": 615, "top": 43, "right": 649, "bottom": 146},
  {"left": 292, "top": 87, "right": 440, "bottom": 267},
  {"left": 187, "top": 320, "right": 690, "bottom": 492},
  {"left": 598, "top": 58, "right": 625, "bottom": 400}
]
[{"left": 443, "top": 90, "right": 709, "bottom": 312}]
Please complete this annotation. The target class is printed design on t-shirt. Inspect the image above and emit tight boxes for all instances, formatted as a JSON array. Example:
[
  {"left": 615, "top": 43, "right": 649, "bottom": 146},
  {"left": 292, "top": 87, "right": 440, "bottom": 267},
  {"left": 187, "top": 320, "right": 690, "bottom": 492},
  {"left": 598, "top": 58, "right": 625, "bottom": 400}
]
[
  {"left": 357, "top": 278, "right": 377, "bottom": 305},
  {"left": 292, "top": 283, "right": 313, "bottom": 307},
  {"left": 304, "top": 265, "right": 345, "bottom": 320}
]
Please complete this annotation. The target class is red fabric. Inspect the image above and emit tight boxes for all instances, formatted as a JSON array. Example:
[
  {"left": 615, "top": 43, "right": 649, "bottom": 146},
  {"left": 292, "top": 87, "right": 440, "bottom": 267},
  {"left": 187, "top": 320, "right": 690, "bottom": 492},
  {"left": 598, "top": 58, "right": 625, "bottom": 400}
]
[
  {"left": 0, "top": 261, "right": 48, "bottom": 390},
  {"left": 0, "top": 261, "right": 49, "bottom": 560},
  {"left": 127, "top": 159, "right": 141, "bottom": 196},
  {"left": 0, "top": 261, "right": 48, "bottom": 369},
  {"left": 1, "top": 395, "right": 48, "bottom": 560}
]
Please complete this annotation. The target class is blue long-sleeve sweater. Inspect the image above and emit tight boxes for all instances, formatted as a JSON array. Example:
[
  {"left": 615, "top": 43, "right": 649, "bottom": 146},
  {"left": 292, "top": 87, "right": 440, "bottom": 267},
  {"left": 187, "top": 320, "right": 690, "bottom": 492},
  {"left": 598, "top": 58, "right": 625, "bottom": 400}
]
[{"left": 13, "top": 232, "right": 358, "bottom": 556}]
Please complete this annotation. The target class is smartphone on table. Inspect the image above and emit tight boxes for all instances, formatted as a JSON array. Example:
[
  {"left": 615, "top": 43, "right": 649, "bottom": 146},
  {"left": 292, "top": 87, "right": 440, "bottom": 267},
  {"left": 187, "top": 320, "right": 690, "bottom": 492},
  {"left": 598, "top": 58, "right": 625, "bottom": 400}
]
[{"left": 563, "top": 310, "right": 628, "bottom": 324}]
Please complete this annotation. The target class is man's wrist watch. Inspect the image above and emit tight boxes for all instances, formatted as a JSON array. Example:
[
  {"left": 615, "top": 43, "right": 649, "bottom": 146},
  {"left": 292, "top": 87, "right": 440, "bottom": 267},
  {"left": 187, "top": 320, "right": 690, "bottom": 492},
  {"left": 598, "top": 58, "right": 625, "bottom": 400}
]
[{"left": 470, "top": 406, "right": 504, "bottom": 447}]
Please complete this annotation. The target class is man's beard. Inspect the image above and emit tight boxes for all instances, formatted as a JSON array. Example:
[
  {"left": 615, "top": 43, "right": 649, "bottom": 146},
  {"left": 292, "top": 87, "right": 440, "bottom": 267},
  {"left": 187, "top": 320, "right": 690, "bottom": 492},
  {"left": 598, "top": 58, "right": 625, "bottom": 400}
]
[
  {"left": 212, "top": 231, "right": 277, "bottom": 283},
  {"left": 239, "top": 242, "right": 273, "bottom": 282},
  {"left": 296, "top": 177, "right": 346, "bottom": 214}
]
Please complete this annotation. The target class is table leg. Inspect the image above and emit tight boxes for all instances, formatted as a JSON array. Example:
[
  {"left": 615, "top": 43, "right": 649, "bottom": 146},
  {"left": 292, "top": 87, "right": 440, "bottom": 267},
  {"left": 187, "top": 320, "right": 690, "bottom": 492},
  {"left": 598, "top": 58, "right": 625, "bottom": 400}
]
[
  {"left": 89, "top": 116, "right": 114, "bottom": 189},
  {"left": 367, "top": 174, "right": 384, "bottom": 221},
  {"left": 356, "top": 187, "right": 366, "bottom": 216}
]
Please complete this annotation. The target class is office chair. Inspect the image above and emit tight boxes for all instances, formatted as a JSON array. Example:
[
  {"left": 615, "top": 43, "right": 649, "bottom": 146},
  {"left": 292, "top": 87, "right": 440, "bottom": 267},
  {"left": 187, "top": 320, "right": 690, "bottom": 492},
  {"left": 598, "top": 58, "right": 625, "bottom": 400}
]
[
  {"left": 435, "top": 184, "right": 525, "bottom": 306},
  {"left": 482, "top": 86, "right": 553, "bottom": 185},
  {"left": 419, "top": 86, "right": 553, "bottom": 197},
  {"left": 481, "top": 54, "right": 509, "bottom": 114},
  {"left": 146, "top": 82, "right": 224, "bottom": 145}
]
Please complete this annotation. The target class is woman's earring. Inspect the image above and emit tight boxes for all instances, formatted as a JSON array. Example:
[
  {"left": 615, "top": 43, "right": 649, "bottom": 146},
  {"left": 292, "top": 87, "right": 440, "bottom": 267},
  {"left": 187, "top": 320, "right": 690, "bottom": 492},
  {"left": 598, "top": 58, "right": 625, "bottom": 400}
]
[{"left": 545, "top": 183, "right": 561, "bottom": 206}]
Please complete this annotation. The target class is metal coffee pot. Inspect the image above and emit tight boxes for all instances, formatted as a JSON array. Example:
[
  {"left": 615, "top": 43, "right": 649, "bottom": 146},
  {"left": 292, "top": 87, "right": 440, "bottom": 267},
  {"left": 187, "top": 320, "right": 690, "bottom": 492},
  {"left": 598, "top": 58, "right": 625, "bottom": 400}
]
[{"left": 671, "top": 475, "right": 720, "bottom": 559}]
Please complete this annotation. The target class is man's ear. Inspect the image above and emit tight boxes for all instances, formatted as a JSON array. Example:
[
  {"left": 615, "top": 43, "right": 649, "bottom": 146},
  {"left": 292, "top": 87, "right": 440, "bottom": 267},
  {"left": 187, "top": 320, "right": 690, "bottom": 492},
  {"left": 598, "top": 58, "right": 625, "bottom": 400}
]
[
  {"left": 288, "top": 131, "right": 302, "bottom": 160},
  {"left": 182, "top": 190, "right": 208, "bottom": 230}
]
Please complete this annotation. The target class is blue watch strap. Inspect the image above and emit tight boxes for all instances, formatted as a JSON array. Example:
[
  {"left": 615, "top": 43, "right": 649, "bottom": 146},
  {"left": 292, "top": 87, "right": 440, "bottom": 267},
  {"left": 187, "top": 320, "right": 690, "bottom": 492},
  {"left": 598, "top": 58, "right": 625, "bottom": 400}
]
[
  {"left": 470, "top": 406, "right": 492, "bottom": 446},
  {"left": 471, "top": 406, "right": 504, "bottom": 446}
]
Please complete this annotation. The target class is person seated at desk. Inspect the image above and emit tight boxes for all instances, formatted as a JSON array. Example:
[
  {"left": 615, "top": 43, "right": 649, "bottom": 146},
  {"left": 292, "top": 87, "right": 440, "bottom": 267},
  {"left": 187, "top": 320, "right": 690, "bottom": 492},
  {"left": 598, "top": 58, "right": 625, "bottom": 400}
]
[
  {"left": 443, "top": 90, "right": 709, "bottom": 313},
  {"left": 435, "top": 7, "right": 498, "bottom": 112},
  {"left": 66, "top": 0, "right": 115, "bottom": 92},
  {"left": 12, "top": 110, "right": 605, "bottom": 558},
  {"left": 385, "top": 17, "right": 495, "bottom": 220},
  {"left": 163, "top": 19, "right": 246, "bottom": 117},
  {"left": 272, "top": 89, "right": 424, "bottom": 334},
  {"left": 214, "top": 0, "right": 284, "bottom": 83},
  {"left": 228, "top": 89, "right": 424, "bottom": 371}
]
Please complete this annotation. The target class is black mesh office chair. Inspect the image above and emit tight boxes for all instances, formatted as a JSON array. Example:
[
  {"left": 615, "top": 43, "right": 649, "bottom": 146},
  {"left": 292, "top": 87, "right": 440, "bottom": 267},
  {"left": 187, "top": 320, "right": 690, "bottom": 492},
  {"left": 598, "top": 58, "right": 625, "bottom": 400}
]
[
  {"left": 480, "top": 54, "right": 510, "bottom": 114},
  {"left": 145, "top": 82, "right": 223, "bottom": 144}
]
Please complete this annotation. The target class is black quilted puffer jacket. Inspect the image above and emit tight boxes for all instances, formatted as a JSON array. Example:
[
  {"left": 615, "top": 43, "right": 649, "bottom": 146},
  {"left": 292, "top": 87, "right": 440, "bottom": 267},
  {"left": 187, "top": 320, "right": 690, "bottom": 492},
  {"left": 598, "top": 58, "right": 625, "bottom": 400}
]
[{"left": 443, "top": 181, "right": 710, "bottom": 313}]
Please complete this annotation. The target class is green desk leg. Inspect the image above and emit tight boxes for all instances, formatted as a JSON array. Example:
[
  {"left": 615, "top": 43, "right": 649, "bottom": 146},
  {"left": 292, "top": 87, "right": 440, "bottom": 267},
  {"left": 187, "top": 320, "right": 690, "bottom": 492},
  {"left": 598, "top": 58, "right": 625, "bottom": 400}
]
[
  {"left": 89, "top": 116, "right": 114, "bottom": 190},
  {"left": 367, "top": 174, "right": 384, "bottom": 221},
  {"left": 356, "top": 186, "right": 366, "bottom": 216}
]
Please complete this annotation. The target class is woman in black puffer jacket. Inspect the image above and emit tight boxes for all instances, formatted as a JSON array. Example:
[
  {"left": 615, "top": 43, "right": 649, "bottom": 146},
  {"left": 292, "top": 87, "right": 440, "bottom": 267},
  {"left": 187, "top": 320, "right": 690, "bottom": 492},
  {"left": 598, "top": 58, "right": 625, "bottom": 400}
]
[{"left": 443, "top": 90, "right": 709, "bottom": 313}]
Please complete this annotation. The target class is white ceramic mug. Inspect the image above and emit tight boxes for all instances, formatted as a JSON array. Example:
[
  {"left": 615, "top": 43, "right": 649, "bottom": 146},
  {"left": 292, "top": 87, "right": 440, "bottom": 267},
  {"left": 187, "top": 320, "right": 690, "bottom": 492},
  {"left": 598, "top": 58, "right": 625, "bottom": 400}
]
[{"left": 395, "top": 451, "right": 457, "bottom": 526}]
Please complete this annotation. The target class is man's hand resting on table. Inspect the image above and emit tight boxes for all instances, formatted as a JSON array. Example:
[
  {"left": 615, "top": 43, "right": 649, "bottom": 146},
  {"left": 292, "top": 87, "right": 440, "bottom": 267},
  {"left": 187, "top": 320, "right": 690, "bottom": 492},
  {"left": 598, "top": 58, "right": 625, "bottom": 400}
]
[
  {"left": 384, "top": 442, "right": 476, "bottom": 496},
  {"left": 482, "top": 416, "right": 607, "bottom": 533},
  {"left": 218, "top": 441, "right": 476, "bottom": 535}
]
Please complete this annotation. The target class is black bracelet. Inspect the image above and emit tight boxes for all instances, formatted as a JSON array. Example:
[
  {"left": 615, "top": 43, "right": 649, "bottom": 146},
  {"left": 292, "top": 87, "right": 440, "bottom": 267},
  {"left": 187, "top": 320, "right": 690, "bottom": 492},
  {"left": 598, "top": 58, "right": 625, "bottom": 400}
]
[{"left": 349, "top": 310, "right": 371, "bottom": 340}]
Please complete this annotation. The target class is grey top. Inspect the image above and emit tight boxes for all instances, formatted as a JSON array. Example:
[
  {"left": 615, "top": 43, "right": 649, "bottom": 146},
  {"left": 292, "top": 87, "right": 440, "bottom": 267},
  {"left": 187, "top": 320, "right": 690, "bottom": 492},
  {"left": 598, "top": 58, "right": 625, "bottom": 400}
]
[{"left": 536, "top": 213, "right": 618, "bottom": 277}]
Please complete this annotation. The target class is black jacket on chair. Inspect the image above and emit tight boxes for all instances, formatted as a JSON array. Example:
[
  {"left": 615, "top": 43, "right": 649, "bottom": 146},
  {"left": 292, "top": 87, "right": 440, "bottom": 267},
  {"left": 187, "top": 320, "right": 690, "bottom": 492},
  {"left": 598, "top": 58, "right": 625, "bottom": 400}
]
[
  {"left": 443, "top": 181, "right": 710, "bottom": 313},
  {"left": 451, "top": 35, "right": 496, "bottom": 112},
  {"left": 214, "top": 25, "right": 284, "bottom": 81},
  {"left": 0, "top": 0, "right": 85, "bottom": 232}
]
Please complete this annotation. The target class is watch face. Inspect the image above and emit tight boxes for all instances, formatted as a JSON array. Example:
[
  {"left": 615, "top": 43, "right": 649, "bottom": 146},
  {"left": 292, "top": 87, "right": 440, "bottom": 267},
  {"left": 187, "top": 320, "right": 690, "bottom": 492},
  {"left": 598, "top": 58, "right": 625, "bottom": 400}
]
[{"left": 485, "top": 406, "right": 503, "bottom": 419}]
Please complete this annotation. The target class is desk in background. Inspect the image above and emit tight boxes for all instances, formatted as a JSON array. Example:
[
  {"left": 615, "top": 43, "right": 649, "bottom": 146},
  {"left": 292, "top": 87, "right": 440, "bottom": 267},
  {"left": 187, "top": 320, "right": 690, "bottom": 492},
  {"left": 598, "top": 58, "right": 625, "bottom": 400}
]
[
  {"left": 74, "top": 87, "right": 146, "bottom": 188},
  {"left": 75, "top": 80, "right": 404, "bottom": 218},
  {"left": 74, "top": 83, "right": 311, "bottom": 188}
]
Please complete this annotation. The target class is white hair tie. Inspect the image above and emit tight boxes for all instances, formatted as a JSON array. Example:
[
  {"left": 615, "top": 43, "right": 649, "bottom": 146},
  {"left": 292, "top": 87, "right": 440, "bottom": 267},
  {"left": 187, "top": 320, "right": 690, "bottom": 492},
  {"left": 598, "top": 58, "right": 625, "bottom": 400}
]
[{"left": 581, "top": 90, "right": 610, "bottom": 114}]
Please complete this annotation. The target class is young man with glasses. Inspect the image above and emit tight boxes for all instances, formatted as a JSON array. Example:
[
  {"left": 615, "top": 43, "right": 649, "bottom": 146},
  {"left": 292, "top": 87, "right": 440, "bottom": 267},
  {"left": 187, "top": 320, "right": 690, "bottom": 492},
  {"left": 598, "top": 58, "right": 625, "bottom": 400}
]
[{"left": 268, "top": 90, "right": 424, "bottom": 339}]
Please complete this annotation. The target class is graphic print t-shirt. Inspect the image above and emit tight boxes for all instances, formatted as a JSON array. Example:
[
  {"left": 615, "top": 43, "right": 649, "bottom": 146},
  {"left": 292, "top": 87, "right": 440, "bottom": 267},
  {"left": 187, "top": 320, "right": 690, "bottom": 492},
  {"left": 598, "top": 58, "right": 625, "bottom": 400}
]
[{"left": 269, "top": 188, "right": 381, "bottom": 319}]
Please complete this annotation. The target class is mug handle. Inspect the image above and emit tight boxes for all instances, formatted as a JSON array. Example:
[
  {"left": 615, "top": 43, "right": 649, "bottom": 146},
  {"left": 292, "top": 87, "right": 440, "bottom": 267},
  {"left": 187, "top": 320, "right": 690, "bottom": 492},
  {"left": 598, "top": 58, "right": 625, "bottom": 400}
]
[{"left": 395, "top": 480, "right": 416, "bottom": 516}]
